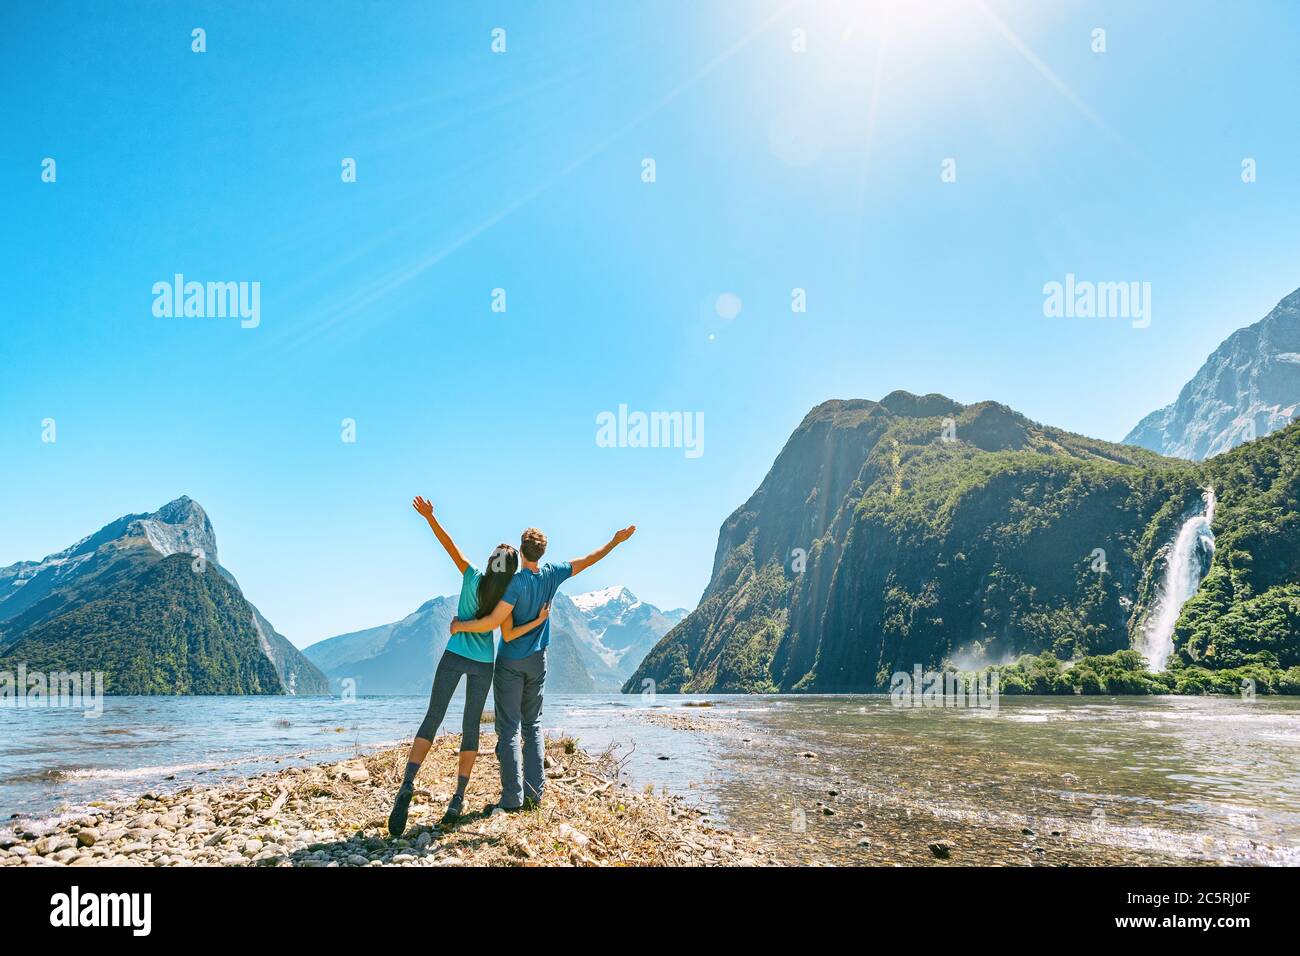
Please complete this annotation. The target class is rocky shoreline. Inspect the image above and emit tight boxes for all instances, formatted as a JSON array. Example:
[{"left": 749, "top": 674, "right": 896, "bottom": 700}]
[{"left": 0, "top": 733, "right": 772, "bottom": 867}]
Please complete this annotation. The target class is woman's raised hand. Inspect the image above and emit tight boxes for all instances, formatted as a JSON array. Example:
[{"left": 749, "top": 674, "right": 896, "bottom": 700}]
[{"left": 412, "top": 496, "right": 434, "bottom": 519}]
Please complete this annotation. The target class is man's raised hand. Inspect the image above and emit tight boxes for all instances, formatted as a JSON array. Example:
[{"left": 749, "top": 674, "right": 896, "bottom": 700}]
[
  {"left": 412, "top": 496, "right": 434, "bottom": 519},
  {"left": 571, "top": 525, "right": 637, "bottom": 577}
]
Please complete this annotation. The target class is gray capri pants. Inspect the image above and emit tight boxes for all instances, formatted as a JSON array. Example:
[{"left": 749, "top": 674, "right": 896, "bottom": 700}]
[{"left": 414, "top": 650, "right": 494, "bottom": 751}]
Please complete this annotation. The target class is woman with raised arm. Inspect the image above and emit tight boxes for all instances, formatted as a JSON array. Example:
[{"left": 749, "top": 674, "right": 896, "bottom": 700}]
[{"left": 386, "top": 496, "right": 549, "bottom": 837}]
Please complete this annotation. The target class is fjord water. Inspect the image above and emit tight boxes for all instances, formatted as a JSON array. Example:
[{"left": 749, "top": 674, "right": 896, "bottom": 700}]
[
  {"left": 0, "top": 695, "right": 722, "bottom": 821},
  {"left": 705, "top": 694, "right": 1300, "bottom": 865},
  {"left": 2, "top": 694, "right": 1297, "bottom": 865}
]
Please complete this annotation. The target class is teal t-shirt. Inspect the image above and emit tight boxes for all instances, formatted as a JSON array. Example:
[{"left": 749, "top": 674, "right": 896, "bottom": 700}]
[{"left": 444, "top": 564, "right": 495, "bottom": 663}]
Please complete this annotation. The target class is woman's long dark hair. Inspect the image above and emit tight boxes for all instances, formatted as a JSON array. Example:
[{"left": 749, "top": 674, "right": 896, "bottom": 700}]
[{"left": 477, "top": 543, "right": 519, "bottom": 614}]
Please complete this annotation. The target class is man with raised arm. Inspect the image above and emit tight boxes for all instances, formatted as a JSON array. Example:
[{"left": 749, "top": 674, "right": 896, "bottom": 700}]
[{"left": 450, "top": 523, "right": 635, "bottom": 812}]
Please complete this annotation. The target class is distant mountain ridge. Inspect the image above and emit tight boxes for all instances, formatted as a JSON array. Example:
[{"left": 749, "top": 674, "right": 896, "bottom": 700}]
[
  {"left": 1125, "top": 286, "right": 1300, "bottom": 459},
  {"left": 564, "top": 585, "right": 687, "bottom": 678},
  {"left": 0, "top": 497, "right": 328, "bottom": 695},
  {"left": 304, "top": 585, "right": 684, "bottom": 695},
  {"left": 302, "top": 595, "right": 596, "bottom": 695}
]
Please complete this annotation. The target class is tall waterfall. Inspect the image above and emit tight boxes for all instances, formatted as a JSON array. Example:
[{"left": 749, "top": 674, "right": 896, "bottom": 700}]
[{"left": 1141, "top": 487, "right": 1217, "bottom": 671}]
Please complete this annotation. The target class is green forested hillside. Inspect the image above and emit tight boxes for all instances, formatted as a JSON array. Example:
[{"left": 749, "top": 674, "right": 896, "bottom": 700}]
[
  {"left": 0, "top": 496, "right": 329, "bottom": 695},
  {"left": 626, "top": 393, "right": 1300, "bottom": 695},
  {"left": 0, "top": 552, "right": 285, "bottom": 694},
  {"left": 1173, "top": 421, "right": 1300, "bottom": 675}
]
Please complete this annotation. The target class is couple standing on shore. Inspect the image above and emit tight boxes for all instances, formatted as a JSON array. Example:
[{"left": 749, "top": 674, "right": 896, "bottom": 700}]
[{"left": 387, "top": 496, "right": 635, "bottom": 838}]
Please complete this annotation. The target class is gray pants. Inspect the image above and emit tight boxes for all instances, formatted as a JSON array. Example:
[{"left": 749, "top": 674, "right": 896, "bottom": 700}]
[
  {"left": 414, "top": 650, "right": 494, "bottom": 752},
  {"left": 493, "top": 649, "right": 546, "bottom": 809}
]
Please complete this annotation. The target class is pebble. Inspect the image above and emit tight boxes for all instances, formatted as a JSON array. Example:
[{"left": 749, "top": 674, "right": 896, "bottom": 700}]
[
  {"left": 36, "top": 835, "right": 76, "bottom": 856},
  {"left": 558, "top": 823, "right": 590, "bottom": 848},
  {"left": 1, "top": 739, "right": 765, "bottom": 869}
]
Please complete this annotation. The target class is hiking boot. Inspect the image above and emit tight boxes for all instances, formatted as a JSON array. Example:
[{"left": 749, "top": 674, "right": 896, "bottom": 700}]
[{"left": 387, "top": 786, "right": 414, "bottom": 838}]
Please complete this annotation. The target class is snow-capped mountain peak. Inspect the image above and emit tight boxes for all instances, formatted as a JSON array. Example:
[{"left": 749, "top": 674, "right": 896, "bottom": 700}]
[
  {"left": 0, "top": 495, "right": 218, "bottom": 607},
  {"left": 305, "top": 582, "right": 691, "bottom": 695},
  {"left": 0, "top": 495, "right": 329, "bottom": 694},
  {"left": 570, "top": 585, "right": 638, "bottom": 614}
]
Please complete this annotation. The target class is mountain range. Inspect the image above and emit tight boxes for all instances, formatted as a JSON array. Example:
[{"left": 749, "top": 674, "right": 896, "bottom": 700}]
[
  {"left": 8, "top": 287, "right": 1299, "bottom": 698},
  {"left": 0, "top": 497, "right": 683, "bottom": 696},
  {"left": 626, "top": 390, "right": 1300, "bottom": 695},
  {"left": 0, "top": 497, "right": 329, "bottom": 695},
  {"left": 302, "top": 586, "right": 685, "bottom": 695},
  {"left": 1125, "top": 286, "right": 1300, "bottom": 459}
]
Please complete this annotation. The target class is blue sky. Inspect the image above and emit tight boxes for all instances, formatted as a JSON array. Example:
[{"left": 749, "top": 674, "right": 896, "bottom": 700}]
[{"left": 4, "top": 1, "right": 1300, "bottom": 647}]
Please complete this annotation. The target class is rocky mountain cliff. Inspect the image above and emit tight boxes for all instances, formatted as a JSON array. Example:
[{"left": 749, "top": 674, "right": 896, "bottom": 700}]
[
  {"left": 626, "top": 392, "right": 1300, "bottom": 694},
  {"left": 0, "top": 497, "right": 329, "bottom": 694},
  {"left": 1125, "top": 287, "right": 1300, "bottom": 459}
]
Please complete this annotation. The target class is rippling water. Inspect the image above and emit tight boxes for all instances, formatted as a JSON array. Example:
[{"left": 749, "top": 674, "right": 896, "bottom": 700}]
[
  {"left": 698, "top": 695, "right": 1300, "bottom": 865},
  {"left": 0, "top": 694, "right": 714, "bottom": 821},
  {"left": 3, "top": 693, "right": 1297, "bottom": 865}
]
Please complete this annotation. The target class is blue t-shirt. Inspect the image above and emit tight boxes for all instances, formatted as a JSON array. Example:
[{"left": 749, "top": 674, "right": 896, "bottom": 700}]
[
  {"left": 445, "top": 564, "right": 495, "bottom": 663},
  {"left": 499, "top": 562, "right": 573, "bottom": 659}
]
